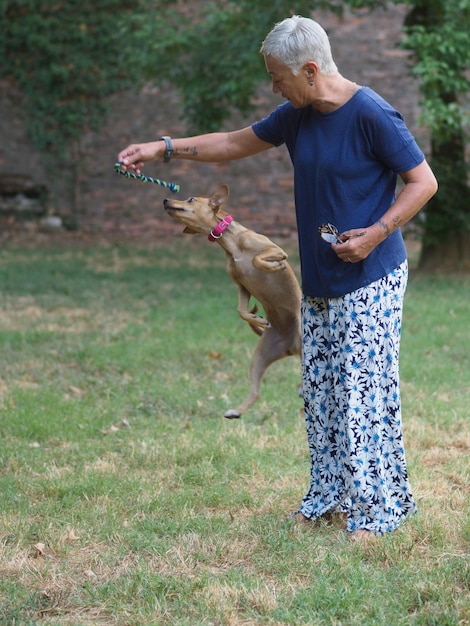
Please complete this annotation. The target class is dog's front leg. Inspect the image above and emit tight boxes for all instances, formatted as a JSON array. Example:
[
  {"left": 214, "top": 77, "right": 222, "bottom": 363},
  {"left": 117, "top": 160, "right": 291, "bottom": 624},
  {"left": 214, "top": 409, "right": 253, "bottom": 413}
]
[
  {"left": 253, "top": 246, "right": 288, "bottom": 272},
  {"left": 237, "top": 285, "right": 270, "bottom": 336}
]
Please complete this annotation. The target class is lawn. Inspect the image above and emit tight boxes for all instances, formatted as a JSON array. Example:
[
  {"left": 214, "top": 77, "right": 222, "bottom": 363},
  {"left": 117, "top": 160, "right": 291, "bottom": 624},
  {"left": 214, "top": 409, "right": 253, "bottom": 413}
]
[{"left": 0, "top": 239, "right": 468, "bottom": 625}]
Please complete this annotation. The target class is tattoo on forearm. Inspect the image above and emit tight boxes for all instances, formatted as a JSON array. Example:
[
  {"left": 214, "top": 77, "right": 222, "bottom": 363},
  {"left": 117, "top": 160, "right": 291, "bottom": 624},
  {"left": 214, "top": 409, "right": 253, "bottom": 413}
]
[
  {"left": 377, "top": 219, "right": 391, "bottom": 237},
  {"left": 174, "top": 146, "right": 198, "bottom": 157}
]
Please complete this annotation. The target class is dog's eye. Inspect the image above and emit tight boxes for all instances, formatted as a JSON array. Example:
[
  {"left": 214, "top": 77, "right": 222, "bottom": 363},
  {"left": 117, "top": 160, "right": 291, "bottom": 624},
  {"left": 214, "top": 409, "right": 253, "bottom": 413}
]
[{"left": 188, "top": 197, "right": 195, "bottom": 203}]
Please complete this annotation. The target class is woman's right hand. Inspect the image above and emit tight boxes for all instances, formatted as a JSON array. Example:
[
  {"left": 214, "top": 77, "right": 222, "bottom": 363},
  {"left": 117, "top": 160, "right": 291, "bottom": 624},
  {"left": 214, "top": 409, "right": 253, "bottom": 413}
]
[{"left": 117, "top": 141, "right": 164, "bottom": 173}]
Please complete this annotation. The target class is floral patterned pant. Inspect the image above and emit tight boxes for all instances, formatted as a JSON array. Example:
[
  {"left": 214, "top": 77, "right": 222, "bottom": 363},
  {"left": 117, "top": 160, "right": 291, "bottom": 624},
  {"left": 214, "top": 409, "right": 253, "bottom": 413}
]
[{"left": 299, "top": 261, "right": 417, "bottom": 534}]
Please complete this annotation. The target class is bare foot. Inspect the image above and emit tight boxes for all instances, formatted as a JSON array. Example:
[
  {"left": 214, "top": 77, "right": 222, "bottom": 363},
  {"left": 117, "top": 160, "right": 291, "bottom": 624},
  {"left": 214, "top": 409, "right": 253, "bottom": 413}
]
[
  {"left": 323, "top": 511, "right": 347, "bottom": 522},
  {"left": 349, "top": 529, "right": 377, "bottom": 543},
  {"left": 287, "top": 511, "right": 311, "bottom": 524}
]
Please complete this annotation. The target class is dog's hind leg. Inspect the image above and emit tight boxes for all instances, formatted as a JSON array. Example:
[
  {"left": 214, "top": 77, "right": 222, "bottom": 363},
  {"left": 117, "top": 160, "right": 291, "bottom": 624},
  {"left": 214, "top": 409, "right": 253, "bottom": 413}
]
[{"left": 224, "top": 329, "right": 293, "bottom": 419}]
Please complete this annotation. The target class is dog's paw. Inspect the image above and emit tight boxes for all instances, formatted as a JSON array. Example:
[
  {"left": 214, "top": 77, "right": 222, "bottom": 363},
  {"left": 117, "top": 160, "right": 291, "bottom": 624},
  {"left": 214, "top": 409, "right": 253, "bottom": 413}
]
[
  {"left": 250, "top": 315, "right": 271, "bottom": 329},
  {"left": 253, "top": 249, "right": 288, "bottom": 272},
  {"left": 224, "top": 409, "right": 241, "bottom": 419}
]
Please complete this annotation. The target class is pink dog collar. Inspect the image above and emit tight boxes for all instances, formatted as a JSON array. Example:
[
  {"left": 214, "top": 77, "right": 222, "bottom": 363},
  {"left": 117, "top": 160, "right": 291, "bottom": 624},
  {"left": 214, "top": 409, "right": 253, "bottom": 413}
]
[{"left": 208, "top": 215, "right": 233, "bottom": 242}]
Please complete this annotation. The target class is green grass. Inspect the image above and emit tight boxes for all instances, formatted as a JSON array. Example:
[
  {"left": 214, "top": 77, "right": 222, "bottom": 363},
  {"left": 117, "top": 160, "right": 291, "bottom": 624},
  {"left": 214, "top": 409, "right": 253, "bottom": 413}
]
[{"left": 0, "top": 239, "right": 468, "bottom": 625}]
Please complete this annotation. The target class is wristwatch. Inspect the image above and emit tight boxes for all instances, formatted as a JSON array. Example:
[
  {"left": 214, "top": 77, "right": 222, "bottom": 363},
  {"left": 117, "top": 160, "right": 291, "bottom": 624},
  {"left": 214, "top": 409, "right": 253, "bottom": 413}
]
[{"left": 160, "top": 136, "right": 173, "bottom": 163}]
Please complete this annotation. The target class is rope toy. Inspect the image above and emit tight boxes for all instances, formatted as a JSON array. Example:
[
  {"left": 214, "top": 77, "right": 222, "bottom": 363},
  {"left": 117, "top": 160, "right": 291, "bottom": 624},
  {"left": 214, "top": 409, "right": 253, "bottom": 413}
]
[{"left": 114, "top": 162, "right": 180, "bottom": 193}]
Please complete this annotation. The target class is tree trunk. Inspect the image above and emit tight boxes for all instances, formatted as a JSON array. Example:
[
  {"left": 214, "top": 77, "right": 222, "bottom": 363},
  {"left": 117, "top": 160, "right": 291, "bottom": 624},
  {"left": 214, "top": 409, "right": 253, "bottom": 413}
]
[
  {"left": 417, "top": 129, "right": 470, "bottom": 272},
  {"left": 405, "top": 1, "right": 470, "bottom": 273},
  {"left": 419, "top": 231, "right": 470, "bottom": 273}
]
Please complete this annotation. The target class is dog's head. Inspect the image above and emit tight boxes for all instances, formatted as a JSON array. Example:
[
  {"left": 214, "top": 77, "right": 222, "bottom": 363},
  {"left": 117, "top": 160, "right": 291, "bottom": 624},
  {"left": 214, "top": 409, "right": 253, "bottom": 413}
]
[{"left": 163, "top": 184, "right": 230, "bottom": 235}]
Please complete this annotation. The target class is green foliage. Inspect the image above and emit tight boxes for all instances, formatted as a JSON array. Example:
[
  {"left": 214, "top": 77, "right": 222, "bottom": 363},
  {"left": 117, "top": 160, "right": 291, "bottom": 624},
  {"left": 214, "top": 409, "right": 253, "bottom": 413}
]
[
  {"left": 1, "top": 0, "right": 152, "bottom": 154},
  {"left": 143, "top": 0, "right": 470, "bottom": 255},
  {"left": 400, "top": 0, "right": 470, "bottom": 241},
  {"left": 150, "top": 7, "right": 268, "bottom": 132},
  {"left": 140, "top": 0, "right": 345, "bottom": 133},
  {"left": 2, "top": 0, "right": 470, "bottom": 250},
  {"left": 402, "top": 4, "right": 470, "bottom": 145}
]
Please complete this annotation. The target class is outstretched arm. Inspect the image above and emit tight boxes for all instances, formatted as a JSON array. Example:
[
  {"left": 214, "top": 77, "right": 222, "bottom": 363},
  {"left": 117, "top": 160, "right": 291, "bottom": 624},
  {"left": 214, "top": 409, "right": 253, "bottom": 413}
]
[{"left": 118, "top": 126, "right": 273, "bottom": 173}]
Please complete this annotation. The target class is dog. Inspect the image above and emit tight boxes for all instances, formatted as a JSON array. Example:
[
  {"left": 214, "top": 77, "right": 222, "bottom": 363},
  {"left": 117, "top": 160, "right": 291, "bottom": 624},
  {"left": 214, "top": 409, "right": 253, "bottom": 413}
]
[{"left": 163, "top": 184, "right": 302, "bottom": 418}]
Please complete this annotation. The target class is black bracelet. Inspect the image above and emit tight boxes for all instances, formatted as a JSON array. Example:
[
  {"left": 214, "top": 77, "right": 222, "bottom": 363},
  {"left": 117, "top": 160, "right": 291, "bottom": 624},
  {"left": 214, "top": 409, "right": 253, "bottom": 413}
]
[{"left": 160, "top": 136, "right": 173, "bottom": 163}]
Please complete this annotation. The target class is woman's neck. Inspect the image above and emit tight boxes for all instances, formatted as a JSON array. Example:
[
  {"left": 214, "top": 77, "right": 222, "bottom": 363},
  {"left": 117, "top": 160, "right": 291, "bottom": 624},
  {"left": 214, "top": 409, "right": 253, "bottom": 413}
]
[{"left": 310, "top": 74, "right": 360, "bottom": 112}]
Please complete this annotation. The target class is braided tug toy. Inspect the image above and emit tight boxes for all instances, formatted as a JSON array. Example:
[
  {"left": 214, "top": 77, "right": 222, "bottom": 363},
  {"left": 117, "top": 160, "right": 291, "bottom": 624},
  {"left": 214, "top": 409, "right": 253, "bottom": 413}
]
[{"left": 114, "top": 162, "right": 180, "bottom": 193}]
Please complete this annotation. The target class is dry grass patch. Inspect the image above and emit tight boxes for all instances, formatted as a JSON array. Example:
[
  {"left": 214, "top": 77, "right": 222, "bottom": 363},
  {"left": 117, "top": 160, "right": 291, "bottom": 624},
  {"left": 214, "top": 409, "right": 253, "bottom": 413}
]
[
  {"left": 0, "top": 296, "right": 132, "bottom": 334},
  {"left": 0, "top": 244, "right": 468, "bottom": 625}
]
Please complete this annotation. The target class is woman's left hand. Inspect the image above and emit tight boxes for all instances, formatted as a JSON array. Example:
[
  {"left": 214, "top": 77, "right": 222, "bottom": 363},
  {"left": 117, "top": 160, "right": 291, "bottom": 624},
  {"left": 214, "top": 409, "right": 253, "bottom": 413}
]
[{"left": 331, "top": 226, "right": 383, "bottom": 263}]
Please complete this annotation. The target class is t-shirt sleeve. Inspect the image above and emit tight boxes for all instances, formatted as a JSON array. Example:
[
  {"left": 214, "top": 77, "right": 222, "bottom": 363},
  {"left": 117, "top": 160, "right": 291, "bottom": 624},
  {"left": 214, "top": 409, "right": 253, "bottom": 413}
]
[
  {"left": 252, "top": 104, "right": 290, "bottom": 147},
  {"left": 361, "top": 97, "right": 424, "bottom": 173}
]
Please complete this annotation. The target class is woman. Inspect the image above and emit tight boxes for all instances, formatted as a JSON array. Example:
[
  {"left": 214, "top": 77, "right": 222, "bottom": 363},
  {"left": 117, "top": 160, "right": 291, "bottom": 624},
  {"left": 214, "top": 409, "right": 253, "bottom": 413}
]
[{"left": 118, "top": 15, "right": 438, "bottom": 541}]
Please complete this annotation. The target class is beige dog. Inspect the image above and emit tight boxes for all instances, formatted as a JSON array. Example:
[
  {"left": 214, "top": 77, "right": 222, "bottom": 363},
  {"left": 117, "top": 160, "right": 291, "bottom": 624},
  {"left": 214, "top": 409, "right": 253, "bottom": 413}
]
[{"left": 163, "top": 184, "right": 302, "bottom": 418}]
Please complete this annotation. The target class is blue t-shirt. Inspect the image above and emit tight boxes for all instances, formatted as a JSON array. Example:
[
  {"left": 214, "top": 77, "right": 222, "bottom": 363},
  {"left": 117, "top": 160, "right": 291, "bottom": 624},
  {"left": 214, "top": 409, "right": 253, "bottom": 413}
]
[{"left": 252, "top": 87, "right": 424, "bottom": 298}]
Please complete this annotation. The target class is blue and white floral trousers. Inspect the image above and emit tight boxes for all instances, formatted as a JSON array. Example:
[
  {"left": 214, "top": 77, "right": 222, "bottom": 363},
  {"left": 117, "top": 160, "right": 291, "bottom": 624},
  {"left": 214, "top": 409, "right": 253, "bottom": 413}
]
[{"left": 299, "top": 261, "right": 417, "bottom": 534}]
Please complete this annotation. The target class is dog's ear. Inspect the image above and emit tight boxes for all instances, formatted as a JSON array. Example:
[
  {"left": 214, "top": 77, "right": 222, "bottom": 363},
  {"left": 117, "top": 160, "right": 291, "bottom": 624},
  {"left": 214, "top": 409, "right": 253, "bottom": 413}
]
[
  {"left": 183, "top": 227, "right": 197, "bottom": 235},
  {"left": 209, "top": 184, "right": 230, "bottom": 209}
]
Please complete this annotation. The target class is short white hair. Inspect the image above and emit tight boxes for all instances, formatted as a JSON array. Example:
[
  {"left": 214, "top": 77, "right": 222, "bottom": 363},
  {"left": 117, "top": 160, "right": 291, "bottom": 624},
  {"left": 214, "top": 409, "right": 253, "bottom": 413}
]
[{"left": 260, "top": 15, "right": 338, "bottom": 76}]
